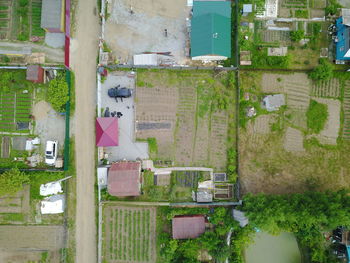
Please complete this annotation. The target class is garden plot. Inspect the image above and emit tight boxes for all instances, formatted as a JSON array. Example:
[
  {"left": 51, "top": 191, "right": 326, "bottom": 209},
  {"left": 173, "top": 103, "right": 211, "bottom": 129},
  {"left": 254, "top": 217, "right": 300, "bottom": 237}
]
[
  {"left": 284, "top": 127, "right": 305, "bottom": 152},
  {"left": 261, "top": 73, "right": 286, "bottom": 93},
  {"left": 30, "top": 0, "right": 45, "bottom": 37},
  {"left": 135, "top": 85, "right": 178, "bottom": 160},
  {"left": 262, "top": 30, "right": 291, "bottom": 43},
  {"left": 135, "top": 71, "right": 233, "bottom": 171},
  {"left": 311, "top": 78, "right": 341, "bottom": 98},
  {"left": 342, "top": 80, "right": 350, "bottom": 140},
  {"left": 103, "top": 205, "right": 156, "bottom": 263},
  {"left": 0, "top": 90, "right": 32, "bottom": 132},
  {"left": 284, "top": 73, "right": 311, "bottom": 111},
  {"left": 0, "top": 185, "right": 29, "bottom": 215},
  {"left": 0, "top": 0, "right": 12, "bottom": 39},
  {"left": 312, "top": 98, "right": 340, "bottom": 145}
]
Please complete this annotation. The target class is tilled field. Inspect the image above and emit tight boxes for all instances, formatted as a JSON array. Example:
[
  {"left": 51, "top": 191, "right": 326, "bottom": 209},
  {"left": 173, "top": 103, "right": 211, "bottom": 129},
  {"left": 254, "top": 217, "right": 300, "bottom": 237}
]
[
  {"left": 103, "top": 205, "right": 156, "bottom": 263},
  {"left": 135, "top": 71, "right": 234, "bottom": 171},
  {"left": 311, "top": 78, "right": 341, "bottom": 98}
]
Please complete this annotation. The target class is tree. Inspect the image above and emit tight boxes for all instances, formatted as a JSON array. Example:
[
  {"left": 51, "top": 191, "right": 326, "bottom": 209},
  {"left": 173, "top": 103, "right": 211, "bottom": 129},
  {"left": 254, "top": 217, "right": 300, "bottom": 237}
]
[
  {"left": 325, "top": 0, "right": 342, "bottom": 16},
  {"left": 290, "top": 30, "right": 305, "bottom": 42},
  {"left": 47, "top": 74, "right": 69, "bottom": 112},
  {"left": 0, "top": 168, "right": 29, "bottom": 196},
  {"left": 309, "top": 59, "right": 334, "bottom": 82}
]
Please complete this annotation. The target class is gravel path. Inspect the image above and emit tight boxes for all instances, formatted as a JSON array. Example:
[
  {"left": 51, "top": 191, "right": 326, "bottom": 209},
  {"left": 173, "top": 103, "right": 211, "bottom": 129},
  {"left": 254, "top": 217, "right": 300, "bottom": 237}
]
[{"left": 71, "top": 0, "right": 100, "bottom": 262}]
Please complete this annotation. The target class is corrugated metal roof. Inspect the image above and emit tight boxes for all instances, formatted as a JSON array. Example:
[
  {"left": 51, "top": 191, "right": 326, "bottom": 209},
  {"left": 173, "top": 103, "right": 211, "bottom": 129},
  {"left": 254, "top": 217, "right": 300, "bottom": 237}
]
[
  {"left": 193, "top": 1, "right": 231, "bottom": 18},
  {"left": 336, "top": 17, "right": 350, "bottom": 61},
  {"left": 108, "top": 162, "right": 141, "bottom": 197},
  {"left": 41, "top": 0, "right": 63, "bottom": 29},
  {"left": 172, "top": 215, "right": 205, "bottom": 239},
  {"left": 191, "top": 13, "right": 231, "bottom": 58}
]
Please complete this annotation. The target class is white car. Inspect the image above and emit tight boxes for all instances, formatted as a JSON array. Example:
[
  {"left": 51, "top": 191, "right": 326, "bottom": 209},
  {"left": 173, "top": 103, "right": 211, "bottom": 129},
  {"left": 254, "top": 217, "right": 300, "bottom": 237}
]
[{"left": 45, "top": 140, "right": 58, "bottom": 165}]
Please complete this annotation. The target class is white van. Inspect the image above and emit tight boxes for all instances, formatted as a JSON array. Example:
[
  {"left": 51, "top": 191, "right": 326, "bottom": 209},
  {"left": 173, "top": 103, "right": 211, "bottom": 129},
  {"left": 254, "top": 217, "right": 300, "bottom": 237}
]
[{"left": 45, "top": 140, "right": 58, "bottom": 165}]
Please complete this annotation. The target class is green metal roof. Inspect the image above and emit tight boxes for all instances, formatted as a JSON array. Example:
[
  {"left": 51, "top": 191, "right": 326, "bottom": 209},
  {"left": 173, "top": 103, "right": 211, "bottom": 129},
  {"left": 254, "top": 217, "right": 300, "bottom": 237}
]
[
  {"left": 193, "top": 1, "right": 231, "bottom": 18},
  {"left": 191, "top": 1, "right": 231, "bottom": 58}
]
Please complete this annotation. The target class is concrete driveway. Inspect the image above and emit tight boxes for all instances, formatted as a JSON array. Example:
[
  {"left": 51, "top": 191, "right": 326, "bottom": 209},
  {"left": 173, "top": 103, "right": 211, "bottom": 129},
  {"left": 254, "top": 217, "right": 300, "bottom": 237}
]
[{"left": 100, "top": 71, "right": 148, "bottom": 162}]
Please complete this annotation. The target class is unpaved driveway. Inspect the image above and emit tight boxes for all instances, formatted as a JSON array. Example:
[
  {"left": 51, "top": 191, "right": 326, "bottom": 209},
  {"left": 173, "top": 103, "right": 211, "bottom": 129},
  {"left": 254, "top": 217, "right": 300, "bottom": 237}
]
[{"left": 70, "top": 0, "right": 100, "bottom": 262}]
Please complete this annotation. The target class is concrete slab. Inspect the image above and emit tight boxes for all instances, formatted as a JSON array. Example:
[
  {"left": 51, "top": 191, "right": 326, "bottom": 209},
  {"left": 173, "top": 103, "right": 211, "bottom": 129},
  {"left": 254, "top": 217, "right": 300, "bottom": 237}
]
[
  {"left": 45, "top": 33, "right": 65, "bottom": 48},
  {"left": 100, "top": 72, "right": 149, "bottom": 161}
]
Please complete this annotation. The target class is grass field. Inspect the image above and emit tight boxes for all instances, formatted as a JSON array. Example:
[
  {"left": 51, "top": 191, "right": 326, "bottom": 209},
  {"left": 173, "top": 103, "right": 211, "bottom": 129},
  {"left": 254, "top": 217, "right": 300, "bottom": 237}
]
[
  {"left": 239, "top": 71, "right": 350, "bottom": 194},
  {"left": 103, "top": 205, "right": 156, "bottom": 263},
  {"left": 135, "top": 70, "right": 236, "bottom": 172}
]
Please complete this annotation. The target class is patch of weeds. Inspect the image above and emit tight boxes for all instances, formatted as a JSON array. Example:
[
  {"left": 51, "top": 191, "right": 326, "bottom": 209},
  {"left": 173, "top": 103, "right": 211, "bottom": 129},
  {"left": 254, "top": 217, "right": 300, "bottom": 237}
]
[
  {"left": 147, "top": 137, "right": 158, "bottom": 154},
  {"left": 306, "top": 100, "right": 328, "bottom": 134}
]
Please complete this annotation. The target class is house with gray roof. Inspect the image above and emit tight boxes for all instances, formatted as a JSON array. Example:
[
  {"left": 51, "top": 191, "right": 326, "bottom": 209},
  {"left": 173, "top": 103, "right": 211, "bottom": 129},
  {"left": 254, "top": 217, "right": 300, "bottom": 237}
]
[{"left": 41, "top": 0, "right": 65, "bottom": 33}]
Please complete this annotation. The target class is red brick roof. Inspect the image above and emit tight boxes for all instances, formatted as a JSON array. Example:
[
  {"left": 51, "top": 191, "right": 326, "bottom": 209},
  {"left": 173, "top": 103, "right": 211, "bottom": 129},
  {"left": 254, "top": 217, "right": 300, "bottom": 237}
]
[
  {"left": 172, "top": 215, "right": 206, "bottom": 239},
  {"left": 107, "top": 162, "right": 141, "bottom": 197}
]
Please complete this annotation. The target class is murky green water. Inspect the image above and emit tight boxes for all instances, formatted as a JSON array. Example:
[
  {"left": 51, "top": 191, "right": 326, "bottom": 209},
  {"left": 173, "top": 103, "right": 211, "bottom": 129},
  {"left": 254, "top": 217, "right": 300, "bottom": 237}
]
[{"left": 245, "top": 232, "right": 301, "bottom": 263}]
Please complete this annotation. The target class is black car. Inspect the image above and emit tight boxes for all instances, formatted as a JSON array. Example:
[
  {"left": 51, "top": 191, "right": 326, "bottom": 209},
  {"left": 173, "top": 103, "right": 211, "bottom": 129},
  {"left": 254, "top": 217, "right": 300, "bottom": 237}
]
[{"left": 108, "top": 86, "right": 132, "bottom": 101}]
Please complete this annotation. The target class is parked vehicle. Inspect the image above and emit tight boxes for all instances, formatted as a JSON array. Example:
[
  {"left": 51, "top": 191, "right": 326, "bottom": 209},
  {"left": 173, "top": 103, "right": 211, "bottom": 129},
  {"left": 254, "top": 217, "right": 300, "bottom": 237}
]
[
  {"left": 45, "top": 140, "right": 58, "bottom": 165},
  {"left": 108, "top": 85, "right": 132, "bottom": 102}
]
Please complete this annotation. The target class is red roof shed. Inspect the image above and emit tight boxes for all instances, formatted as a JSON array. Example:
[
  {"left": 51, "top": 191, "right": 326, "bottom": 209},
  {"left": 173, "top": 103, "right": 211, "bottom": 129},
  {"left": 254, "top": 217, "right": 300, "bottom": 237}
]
[
  {"left": 26, "top": 65, "right": 44, "bottom": 83},
  {"left": 96, "top": 117, "right": 118, "bottom": 147},
  {"left": 108, "top": 162, "right": 141, "bottom": 197},
  {"left": 172, "top": 215, "right": 206, "bottom": 239}
]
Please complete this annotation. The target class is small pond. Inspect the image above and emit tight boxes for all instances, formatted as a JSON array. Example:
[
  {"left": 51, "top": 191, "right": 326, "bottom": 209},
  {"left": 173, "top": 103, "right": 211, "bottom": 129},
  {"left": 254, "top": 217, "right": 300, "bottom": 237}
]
[{"left": 245, "top": 232, "right": 301, "bottom": 263}]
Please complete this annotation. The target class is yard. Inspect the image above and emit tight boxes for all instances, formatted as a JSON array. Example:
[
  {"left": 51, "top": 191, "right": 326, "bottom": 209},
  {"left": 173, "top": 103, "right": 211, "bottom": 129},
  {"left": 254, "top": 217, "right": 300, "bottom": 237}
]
[
  {"left": 238, "top": 8, "right": 330, "bottom": 69},
  {"left": 0, "top": 69, "right": 67, "bottom": 169},
  {"left": 238, "top": 71, "right": 350, "bottom": 194},
  {"left": 104, "top": 0, "right": 190, "bottom": 64},
  {"left": 102, "top": 204, "right": 156, "bottom": 263},
  {"left": 135, "top": 70, "right": 237, "bottom": 173}
]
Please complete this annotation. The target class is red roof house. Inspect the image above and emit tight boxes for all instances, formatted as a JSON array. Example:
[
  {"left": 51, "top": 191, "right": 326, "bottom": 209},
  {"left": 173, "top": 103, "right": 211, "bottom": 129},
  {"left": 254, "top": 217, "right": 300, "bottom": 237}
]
[
  {"left": 108, "top": 162, "right": 141, "bottom": 197},
  {"left": 172, "top": 215, "right": 206, "bottom": 239},
  {"left": 26, "top": 65, "right": 44, "bottom": 83},
  {"left": 96, "top": 117, "right": 118, "bottom": 147}
]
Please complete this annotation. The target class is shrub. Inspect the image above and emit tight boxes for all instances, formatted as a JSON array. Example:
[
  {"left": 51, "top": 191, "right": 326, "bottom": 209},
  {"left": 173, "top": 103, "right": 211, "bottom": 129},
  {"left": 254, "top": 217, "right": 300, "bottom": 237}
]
[
  {"left": 47, "top": 74, "right": 69, "bottom": 112},
  {"left": 309, "top": 59, "right": 334, "bottom": 82},
  {"left": 306, "top": 100, "right": 328, "bottom": 134},
  {"left": 290, "top": 30, "right": 305, "bottom": 42},
  {"left": 147, "top": 137, "right": 158, "bottom": 154},
  {"left": 0, "top": 168, "right": 29, "bottom": 196}
]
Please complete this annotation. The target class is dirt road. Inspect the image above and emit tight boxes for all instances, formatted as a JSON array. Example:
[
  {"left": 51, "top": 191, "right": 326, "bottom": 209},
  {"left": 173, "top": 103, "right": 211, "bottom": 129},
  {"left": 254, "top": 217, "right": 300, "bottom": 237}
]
[
  {"left": 0, "top": 41, "right": 64, "bottom": 62},
  {"left": 70, "top": 0, "right": 100, "bottom": 262}
]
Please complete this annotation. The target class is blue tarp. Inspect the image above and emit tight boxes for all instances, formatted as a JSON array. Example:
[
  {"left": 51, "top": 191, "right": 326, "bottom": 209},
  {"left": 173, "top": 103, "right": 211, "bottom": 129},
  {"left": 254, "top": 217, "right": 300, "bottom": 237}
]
[{"left": 336, "top": 17, "right": 350, "bottom": 61}]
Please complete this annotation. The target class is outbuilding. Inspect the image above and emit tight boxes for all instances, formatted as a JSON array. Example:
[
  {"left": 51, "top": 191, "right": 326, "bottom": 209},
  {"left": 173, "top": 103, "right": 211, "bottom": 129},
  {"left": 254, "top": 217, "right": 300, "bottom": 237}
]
[
  {"left": 41, "top": 0, "right": 65, "bottom": 33},
  {"left": 263, "top": 94, "right": 285, "bottom": 111},
  {"left": 96, "top": 117, "right": 119, "bottom": 147},
  {"left": 26, "top": 65, "right": 44, "bottom": 83},
  {"left": 242, "top": 4, "right": 253, "bottom": 16},
  {"left": 335, "top": 9, "right": 350, "bottom": 62},
  {"left": 172, "top": 215, "right": 206, "bottom": 239},
  {"left": 108, "top": 161, "right": 141, "bottom": 197},
  {"left": 191, "top": 1, "right": 231, "bottom": 61},
  {"left": 41, "top": 194, "right": 65, "bottom": 214}
]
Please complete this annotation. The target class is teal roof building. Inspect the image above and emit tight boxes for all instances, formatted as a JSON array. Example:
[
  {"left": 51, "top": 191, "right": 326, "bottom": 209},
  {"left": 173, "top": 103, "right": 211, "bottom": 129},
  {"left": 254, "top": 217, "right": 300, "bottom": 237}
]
[{"left": 191, "top": 1, "right": 231, "bottom": 60}]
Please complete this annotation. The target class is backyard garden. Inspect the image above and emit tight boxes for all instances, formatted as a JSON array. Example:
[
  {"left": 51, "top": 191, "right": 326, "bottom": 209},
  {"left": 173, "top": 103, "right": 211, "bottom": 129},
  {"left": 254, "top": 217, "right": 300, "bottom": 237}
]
[
  {"left": 135, "top": 69, "right": 237, "bottom": 175},
  {"left": 0, "top": 0, "right": 45, "bottom": 41},
  {"left": 0, "top": 69, "right": 69, "bottom": 169}
]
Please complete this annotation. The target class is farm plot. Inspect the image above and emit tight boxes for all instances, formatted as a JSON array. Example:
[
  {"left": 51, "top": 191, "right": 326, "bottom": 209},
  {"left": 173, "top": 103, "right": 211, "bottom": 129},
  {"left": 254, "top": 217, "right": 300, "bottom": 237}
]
[
  {"left": 103, "top": 205, "right": 156, "bottom": 263},
  {"left": 284, "top": 73, "right": 311, "bottom": 111},
  {"left": 342, "top": 81, "right": 350, "bottom": 140},
  {"left": 0, "top": 0, "right": 12, "bottom": 39},
  {"left": 0, "top": 90, "right": 32, "bottom": 132},
  {"left": 30, "top": 0, "right": 45, "bottom": 37},
  {"left": 311, "top": 78, "right": 341, "bottom": 98},
  {"left": 135, "top": 70, "right": 235, "bottom": 171},
  {"left": 284, "top": 127, "right": 305, "bottom": 152}
]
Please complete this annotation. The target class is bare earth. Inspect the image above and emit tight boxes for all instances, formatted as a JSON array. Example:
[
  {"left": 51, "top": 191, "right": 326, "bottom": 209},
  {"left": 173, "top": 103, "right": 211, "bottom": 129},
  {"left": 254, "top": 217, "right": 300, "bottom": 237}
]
[{"left": 71, "top": 0, "right": 100, "bottom": 262}]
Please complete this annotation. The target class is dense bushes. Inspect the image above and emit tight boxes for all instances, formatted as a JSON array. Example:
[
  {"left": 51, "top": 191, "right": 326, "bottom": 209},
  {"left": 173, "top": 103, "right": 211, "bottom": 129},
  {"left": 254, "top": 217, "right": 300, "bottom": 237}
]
[
  {"left": 309, "top": 59, "right": 334, "bottom": 82},
  {"left": 47, "top": 74, "right": 69, "bottom": 112},
  {"left": 0, "top": 168, "right": 29, "bottom": 196}
]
